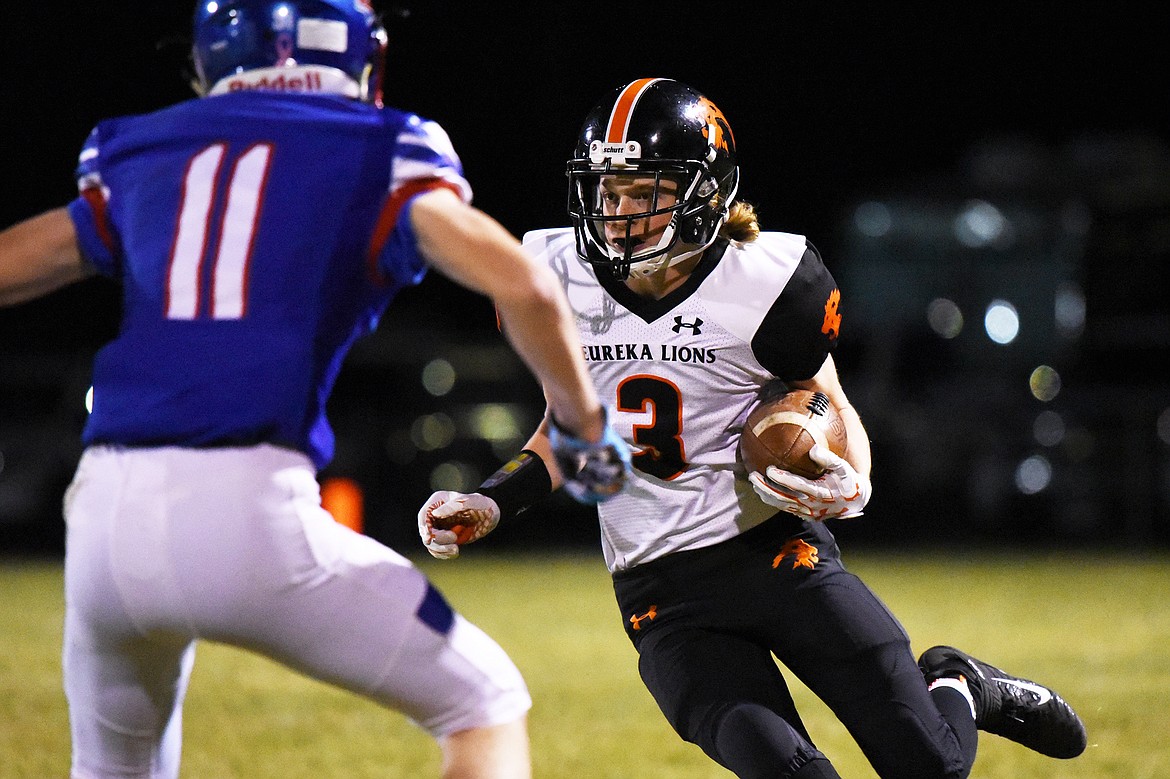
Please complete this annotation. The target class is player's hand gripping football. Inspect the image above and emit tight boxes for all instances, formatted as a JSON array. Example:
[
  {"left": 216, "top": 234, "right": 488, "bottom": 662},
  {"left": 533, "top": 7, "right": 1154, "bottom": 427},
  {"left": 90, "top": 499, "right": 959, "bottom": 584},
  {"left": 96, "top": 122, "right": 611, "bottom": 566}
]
[
  {"left": 549, "top": 410, "right": 631, "bottom": 504},
  {"left": 418, "top": 491, "right": 501, "bottom": 560},
  {"left": 749, "top": 444, "right": 872, "bottom": 521}
]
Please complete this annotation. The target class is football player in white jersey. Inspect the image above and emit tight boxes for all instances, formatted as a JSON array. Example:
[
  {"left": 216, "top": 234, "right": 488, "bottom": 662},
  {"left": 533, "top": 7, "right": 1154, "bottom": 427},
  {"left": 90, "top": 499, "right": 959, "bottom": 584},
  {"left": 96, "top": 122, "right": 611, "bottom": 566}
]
[
  {"left": 0, "top": 3, "right": 629, "bottom": 778},
  {"left": 419, "top": 78, "right": 1086, "bottom": 777}
]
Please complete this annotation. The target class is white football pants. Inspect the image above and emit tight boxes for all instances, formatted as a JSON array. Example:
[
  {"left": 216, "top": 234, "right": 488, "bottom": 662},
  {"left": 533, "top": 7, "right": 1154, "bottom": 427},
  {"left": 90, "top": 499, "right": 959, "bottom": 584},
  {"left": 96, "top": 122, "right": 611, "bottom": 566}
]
[{"left": 62, "top": 444, "right": 530, "bottom": 779}]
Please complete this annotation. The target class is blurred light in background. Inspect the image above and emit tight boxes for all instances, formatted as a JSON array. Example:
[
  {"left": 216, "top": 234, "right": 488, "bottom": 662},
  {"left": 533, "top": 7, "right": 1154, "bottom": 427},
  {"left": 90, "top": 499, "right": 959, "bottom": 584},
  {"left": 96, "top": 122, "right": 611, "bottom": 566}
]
[
  {"left": 953, "top": 200, "right": 1012, "bottom": 248},
  {"left": 421, "top": 358, "right": 456, "bottom": 397},
  {"left": 429, "top": 460, "right": 478, "bottom": 492},
  {"left": 467, "top": 403, "right": 530, "bottom": 459},
  {"left": 827, "top": 147, "right": 1170, "bottom": 544},
  {"left": 1033, "top": 410, "right": 1066, "bottom": 447},
  {"left": 926, "top": 297, "right": 964, "bottom": 339},
  {"left": 1015, "top": 454, "right": 1053, "bottom": 494},
  {"left": 853, "top": 201, "right": 893, "bottom": 238},
  {"left": 85, "top": 386, "right": 93, "bottom": 413},
  {"left": 467, "top": 403, "right": 524, "bottom": 441},
  {"left": 1029, "top": 365, "right": 1062, "bottom": 401},
  {"left": 320, "top": 476, "right": 363, "bottom": 533},
  {"left": 410, "top": 413, "right": 456, "bottom": 451},
  {"left": 1158, "top": 407, "right": 1170, "bottom": 446},
  {"left": 1055, "top": 281, "right": 1086, "bottom": 339},
  {"left": 984, "top": 299, "right": 1020, "bottom": 344}
]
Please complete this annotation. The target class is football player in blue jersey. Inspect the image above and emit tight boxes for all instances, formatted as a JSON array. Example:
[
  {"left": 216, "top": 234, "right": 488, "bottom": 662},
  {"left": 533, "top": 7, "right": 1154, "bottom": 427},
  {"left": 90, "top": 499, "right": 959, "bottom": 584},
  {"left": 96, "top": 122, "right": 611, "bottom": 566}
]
[
  {"left": 0, "top": 2, "right": 629, "bottom": 777},
  {"left": 417, "top": 78, "right": 1087, "bottom": 778}
]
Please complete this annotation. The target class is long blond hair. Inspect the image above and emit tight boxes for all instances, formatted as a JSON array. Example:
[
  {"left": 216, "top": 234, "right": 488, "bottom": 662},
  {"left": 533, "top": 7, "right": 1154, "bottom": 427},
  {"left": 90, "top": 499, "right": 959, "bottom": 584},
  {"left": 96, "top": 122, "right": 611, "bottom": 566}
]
[{"left": 719, "top": 201, "right": 760, "bottom": 243}]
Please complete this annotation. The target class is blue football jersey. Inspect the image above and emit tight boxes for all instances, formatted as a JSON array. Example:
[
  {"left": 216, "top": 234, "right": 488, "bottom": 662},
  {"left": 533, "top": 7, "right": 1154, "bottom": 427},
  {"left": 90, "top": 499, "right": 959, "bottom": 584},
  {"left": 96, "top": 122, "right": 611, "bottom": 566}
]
[{"left": 67, "top": 92, "right": 472, "bottom": 469}]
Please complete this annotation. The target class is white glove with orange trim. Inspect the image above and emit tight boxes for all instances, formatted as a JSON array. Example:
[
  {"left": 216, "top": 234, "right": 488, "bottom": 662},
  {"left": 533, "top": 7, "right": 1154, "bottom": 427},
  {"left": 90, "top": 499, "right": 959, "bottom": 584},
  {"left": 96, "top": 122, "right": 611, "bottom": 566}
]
[
  {"left": 417, "top": 490, "right": 500, "bottom": 560},
  {"left": 749, "top": 444, "right": 872, "bottom": 521}
]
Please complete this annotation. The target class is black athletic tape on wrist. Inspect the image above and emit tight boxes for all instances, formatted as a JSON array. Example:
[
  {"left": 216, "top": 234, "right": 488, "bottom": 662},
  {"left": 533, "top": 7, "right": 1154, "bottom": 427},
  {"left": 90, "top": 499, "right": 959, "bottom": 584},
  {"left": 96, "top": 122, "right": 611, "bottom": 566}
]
[{"left": 477, "top": 450, "right": 552, "bottom": 520}]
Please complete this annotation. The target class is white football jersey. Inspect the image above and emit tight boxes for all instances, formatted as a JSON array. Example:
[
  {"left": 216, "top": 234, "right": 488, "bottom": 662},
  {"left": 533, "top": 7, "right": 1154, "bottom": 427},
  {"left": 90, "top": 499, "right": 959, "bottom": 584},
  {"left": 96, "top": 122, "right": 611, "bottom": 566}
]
[{"left": 523, "top": 228, "right": 842, "bottom": 571}]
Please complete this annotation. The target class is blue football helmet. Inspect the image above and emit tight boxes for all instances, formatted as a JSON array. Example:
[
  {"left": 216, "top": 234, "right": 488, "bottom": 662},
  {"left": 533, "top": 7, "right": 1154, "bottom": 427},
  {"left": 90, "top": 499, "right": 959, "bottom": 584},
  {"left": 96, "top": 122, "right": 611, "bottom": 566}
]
[{"left": 191, "top": 0, "right": 387, "bottom": 103}]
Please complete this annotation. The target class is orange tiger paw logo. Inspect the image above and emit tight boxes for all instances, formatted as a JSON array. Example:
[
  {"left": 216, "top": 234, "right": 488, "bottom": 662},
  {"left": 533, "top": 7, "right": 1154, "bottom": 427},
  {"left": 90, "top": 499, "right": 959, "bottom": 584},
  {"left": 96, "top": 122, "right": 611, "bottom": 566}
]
[
  {"left": 772, "top": 539, "right": 820, "bottom": 570},
  {"left": 822, "top": 289, "right": 841, "bottom": 340}
]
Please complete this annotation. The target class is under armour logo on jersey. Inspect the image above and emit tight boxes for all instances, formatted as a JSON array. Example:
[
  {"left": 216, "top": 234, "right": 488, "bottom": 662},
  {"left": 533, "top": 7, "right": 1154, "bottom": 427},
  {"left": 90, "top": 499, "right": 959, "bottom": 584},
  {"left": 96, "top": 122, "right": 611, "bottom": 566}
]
[
  {"left": 630, "top": 605, "right": 658, "bottom": 630},
  {"left": 672, "top": 316, "right": 704, "bottom": 334}
]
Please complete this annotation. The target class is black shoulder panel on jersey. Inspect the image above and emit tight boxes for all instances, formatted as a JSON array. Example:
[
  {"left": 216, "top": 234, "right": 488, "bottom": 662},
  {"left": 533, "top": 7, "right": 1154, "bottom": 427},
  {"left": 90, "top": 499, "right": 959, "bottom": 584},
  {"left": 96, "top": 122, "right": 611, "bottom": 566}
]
[{"left": 749, "top": 241, "right": 840, "bottom": 381}]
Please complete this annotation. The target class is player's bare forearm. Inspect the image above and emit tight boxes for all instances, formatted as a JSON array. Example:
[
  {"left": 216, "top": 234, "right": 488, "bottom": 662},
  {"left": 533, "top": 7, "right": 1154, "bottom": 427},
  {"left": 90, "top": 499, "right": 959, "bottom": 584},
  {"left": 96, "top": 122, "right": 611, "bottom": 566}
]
[
  {"left": 521, "top": 420, "right": 563, "bottom": 490},
  {"left": 835, "top": 403, "right": 871, "bottom": 480},
  {"left": 0, "top": 208, "right": 94, "bottom": 307},
  {"left": 788, "top": 353, "right": 872, "bottom": 480}
]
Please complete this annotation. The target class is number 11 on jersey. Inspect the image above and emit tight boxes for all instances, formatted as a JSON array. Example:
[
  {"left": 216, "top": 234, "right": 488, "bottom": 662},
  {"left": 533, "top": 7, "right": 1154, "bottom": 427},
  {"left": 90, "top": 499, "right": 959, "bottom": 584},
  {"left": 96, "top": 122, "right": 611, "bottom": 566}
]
[{"left": 166, "top": 142, "right": 273, "bottom": 321}]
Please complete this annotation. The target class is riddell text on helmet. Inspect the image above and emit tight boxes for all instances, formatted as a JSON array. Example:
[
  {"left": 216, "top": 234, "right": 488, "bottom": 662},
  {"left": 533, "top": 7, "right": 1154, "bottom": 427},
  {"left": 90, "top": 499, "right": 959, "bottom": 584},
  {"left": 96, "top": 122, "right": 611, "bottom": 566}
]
[{"left": 227, "top": 72, "right": 326, "bottom": 92}]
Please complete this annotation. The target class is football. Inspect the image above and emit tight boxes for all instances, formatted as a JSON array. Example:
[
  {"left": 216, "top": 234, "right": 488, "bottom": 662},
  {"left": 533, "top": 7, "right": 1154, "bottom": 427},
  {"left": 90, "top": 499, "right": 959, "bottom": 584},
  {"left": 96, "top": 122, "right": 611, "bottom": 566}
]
[
  {"left": 431, "top": 519, "right": 476, "bottom": 546},
  {"left": 428, "top": 502, "right": 495, "bottom": 545},
  {"left": 739, "top": 389, "right": 848, "bottom": 479}
]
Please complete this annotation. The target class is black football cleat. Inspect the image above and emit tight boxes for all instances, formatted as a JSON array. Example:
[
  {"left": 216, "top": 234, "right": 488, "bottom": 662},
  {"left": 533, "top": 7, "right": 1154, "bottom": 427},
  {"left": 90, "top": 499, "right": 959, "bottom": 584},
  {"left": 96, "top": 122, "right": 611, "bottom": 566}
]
[{"left": 918, "top": 645, "right": 1087, "bottom": 759}]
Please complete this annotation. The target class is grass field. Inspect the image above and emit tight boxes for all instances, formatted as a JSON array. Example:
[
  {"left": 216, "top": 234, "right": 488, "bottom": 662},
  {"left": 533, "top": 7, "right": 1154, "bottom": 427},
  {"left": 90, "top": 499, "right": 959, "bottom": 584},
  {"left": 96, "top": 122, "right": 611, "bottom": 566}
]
[{"left": 2, "top": 549, "right": 1168, "bottom": 777}]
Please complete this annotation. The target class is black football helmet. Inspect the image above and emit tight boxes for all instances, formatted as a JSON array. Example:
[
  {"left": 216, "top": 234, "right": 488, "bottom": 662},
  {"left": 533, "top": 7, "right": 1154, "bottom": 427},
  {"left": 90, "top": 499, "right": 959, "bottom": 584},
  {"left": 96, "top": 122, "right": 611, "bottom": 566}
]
[{"left": 567, "top": 78, "right": 740, "bottom": 279}]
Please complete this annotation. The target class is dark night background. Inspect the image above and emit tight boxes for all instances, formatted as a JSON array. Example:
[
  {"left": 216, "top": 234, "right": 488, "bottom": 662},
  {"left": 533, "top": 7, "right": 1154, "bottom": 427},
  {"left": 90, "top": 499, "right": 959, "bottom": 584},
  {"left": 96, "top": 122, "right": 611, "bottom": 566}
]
[{"left": 2, "top": 3, "right": 1168, "bottom": 555}]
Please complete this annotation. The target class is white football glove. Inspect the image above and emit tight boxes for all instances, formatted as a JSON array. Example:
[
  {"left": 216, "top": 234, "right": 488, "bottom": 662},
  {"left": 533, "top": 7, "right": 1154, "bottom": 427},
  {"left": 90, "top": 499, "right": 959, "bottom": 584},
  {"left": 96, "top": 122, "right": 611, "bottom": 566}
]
[
  {"left": 417, "top": 490, "right": 501, "bottom": 560},
  {"left": 748, "top": 444, "right": 872, "bottom": 521}
]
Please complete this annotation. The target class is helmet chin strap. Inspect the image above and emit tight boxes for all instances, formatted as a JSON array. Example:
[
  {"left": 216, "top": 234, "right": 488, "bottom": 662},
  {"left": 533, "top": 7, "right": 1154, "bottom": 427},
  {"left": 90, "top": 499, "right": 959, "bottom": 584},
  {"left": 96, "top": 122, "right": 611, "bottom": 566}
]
[
  {"left": 620, "top": 217, "right": 723, "bottom": 279},
  {"left": 626, "top": 243, "right": 704, "bottom": 279}
]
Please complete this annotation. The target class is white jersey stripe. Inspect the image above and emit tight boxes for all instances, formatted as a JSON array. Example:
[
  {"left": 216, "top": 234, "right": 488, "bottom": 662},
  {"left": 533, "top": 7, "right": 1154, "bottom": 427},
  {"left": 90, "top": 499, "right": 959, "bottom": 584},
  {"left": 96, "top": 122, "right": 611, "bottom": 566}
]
[
  {"left": 212, "top": 144, "right": 272, "bottom": 319},
  {"left": 167, "top": 144, "right": 225, "bottom": 320}
]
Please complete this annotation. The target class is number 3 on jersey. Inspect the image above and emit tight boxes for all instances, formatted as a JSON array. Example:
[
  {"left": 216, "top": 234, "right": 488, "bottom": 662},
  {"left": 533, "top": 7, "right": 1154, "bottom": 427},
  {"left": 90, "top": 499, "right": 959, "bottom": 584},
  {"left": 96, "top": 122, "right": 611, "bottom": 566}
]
[
  {"left": 166, "top": 142, "right": 273, "bottom": 320},
  {"left": 617, "top": 375, "right": 687, "bottom": 480}
]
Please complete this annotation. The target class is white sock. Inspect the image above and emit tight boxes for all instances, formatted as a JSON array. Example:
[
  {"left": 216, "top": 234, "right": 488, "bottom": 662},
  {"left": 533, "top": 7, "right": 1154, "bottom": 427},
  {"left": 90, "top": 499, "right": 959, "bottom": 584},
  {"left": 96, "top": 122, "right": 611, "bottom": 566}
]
[{"left": 928, "top": 676, "right": 977, "bottom": 720}]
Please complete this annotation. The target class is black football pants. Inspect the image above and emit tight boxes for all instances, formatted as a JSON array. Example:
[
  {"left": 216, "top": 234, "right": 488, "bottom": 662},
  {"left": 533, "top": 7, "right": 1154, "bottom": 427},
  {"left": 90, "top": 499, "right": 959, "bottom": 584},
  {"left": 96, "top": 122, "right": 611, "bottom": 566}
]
[{"left": 612, "top": 515, "right": 976, "bottom": 779}]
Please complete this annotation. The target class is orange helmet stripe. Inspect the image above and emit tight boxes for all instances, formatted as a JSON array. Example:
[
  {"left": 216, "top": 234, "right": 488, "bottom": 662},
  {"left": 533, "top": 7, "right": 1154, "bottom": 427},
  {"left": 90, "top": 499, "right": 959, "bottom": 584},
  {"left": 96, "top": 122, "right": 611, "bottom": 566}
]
[{"left": 605, "top": 77, "right": 665, "bottom": 143}]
